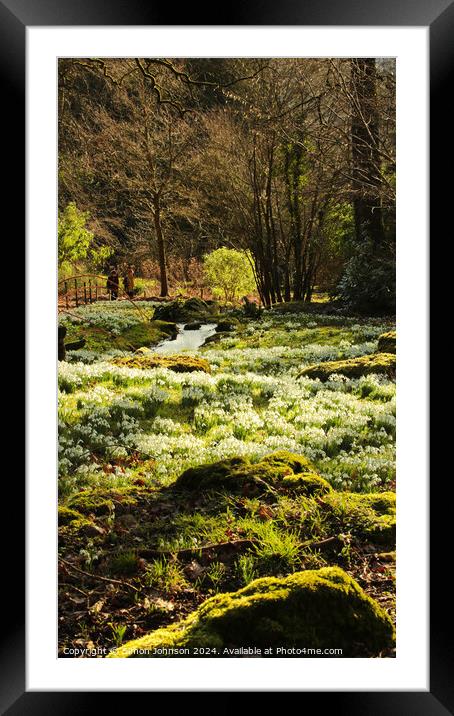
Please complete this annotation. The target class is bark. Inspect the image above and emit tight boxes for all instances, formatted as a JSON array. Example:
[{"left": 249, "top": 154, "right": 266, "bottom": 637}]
[
  {"left": 351, "top": 58, "right": 385, "bottom": 247},
  {"left": 153, "top": 196, "right": 169, "bottom": 297}
]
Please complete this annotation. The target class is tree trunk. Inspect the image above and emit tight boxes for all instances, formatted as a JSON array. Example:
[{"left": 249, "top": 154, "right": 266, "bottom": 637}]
[
  {"left": 153, "top": 197, "right": 169, "bottom": 297},
  {"left": 351, "top": 58, "right": 385, "bottom": 247}
]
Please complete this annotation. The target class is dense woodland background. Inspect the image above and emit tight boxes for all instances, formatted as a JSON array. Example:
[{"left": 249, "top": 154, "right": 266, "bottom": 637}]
[{"left": 58, "top": 57, "right": 395, "bottom": 315}]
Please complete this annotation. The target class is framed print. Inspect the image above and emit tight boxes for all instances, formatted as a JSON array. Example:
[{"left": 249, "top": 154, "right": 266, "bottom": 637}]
[{"left": 2, "top": 0, "right": 442, "bottom": 709}]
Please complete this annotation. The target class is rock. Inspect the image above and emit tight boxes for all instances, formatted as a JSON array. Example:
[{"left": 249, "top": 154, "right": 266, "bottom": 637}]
[
  {"left": 58, "top": 506, "right": 84, "bottom": 526},
  {"left": 153, "top": 298, "right": 214, "bottom": 323},
  {"left": 183, "top": 560, "right": 205, "bottom": 581},
  {"left": 109, "top": 566, "right": 394, "bottom": 657},
  {"left": 242, "top": 296, "right": 261, "bottom": 318},
  {"left": 184, "top": 322, "right": 202, "bottom": 330},
  {"left": 215, "top": 318, "right": 238, "bottom": 333},
  {"left": 324, "top": 492, "right": 396, "bottom": 547},
  {"left": 299, "top": 353, "right": 396, "bottom": 381},
  {"left": 377, "top": 331, "right": 396, "bottom": 354},
  {"left": 112, "top": 354, "right": 211, "bottom": 373},
  {"left": 174, "top": 451, "right": 331, "bottom": 495},
  {"left": 79, "top": 522, "right": 105, "bottom": 538},
  {"left": 204, "top": 332, "right": 228, "bottom": 345},
  {"left": 115, "top": 513, "right": 138, "bottom": 529},
  {"left": 68, "top": 487, "right": 142, "bottom": 516},
  {"left": 153, "top": 320, "right": 178, "bottom": 338},
  {"left": 120, "top": 321, "right": 177, "bottom": 350}
]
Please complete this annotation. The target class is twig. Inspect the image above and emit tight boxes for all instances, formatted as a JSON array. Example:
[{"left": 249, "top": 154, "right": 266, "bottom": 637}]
[
  {"left": 59, "top": 582, "right": 90, "bottom": 597},
  {"left": 299, "top": 535, "right": 341, "bottom": 550},
  {"left": 138, "top": 538, "right": 257, "bottom": 562},
  {"left": 59, "top": 557, "right": 139, "bottom": 592}
]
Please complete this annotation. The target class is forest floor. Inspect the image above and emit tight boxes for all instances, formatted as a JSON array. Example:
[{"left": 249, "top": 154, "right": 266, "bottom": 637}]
[{"left": 58, "top": 301, "right": 396, "bottom": 658}]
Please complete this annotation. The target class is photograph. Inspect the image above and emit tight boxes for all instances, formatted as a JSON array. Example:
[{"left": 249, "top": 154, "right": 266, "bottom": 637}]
[{"left": 56, "top": 56, "right": 397, "bottom": 660}]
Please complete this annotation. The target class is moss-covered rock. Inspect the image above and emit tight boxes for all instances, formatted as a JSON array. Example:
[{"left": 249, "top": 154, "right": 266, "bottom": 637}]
[
  {"left": 204, "top": 332, "right": 229, "bottom": 345},
  {"left": 61, "top": 319, "right": 177, "bottom": 354},
  {"left": 58, "top": 506, "right": 84, "bottom": 526},
  {"left": 299, "top": 353, "right": 396, "bottom": 381},
  {"left": 58, "top": 509, "right": 103, "bottom": 542},
  {"left": 215, "top": 318, "right": 238, "bottom": 333},
  {"left": 67, "top": 487, "right": 143, "bottom": 516},
  {"left": 109, "top": 566, "right": 394, "bottom": 657},
  {"left": 112, "top": 354, "right": 211, "bottom": 373},
  {"left": 281, "top": 472, "right": 332, "bottom": 496},
  {"left": 377, "top": 331, "right": 396, "bottom": 354},
  {"left": 174, "top": 452, "right": 330, "bottom": 496},
  {"left": 153, "top": 298, "right": 215, "bottom": 323},
  {"left": 261, "top": 450, "right": 316, "bottom": 475},
  {"left": 119, "top": 321, "right": 178, "bottom": 350},
  {"left": 324, "top": 491, "right": 396, "bottom": 546}
]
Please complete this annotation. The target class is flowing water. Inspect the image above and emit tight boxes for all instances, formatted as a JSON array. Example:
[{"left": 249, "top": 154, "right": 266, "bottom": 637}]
[{"left": 154, "top": 323, "right": 217, "bottom": 353}]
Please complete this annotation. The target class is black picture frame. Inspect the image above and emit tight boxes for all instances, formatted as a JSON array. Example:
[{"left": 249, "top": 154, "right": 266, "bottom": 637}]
[{"left": 5, "top": 0, "right": 440, "bottom": 710}]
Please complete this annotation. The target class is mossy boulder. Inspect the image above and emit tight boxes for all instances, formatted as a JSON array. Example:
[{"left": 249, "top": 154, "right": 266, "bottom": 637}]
[
  {"left": 60, "top": 319, "right": 176, "bottom": 354},
  {"left": 204, "top": 332, "right": 229, "bottom": 345},
  {"left": 67, "top": 487, "right": 143, "bottom": 516},
  {"left": 119, "top": 320, "right": 177, "bottom": 350},
  {"left": 261, "top": 450, "right": 315, "bottom": 474},
  {"left": 299, "top": 353, "right": 395, "bottom": 381},
  {"left": 58, "top": 506, "right": 103, "bottom": 543},
  {"left": 174, "top": 452, "right": 331, "bottom": 496},
  {"left": 281, "top": 472, "right": 332, "bottom": 496},
  {"left": 109, "top": 566, "right": 394, "bottom": 657},
  {"left": 377, "top": 331, "right": 396, "bottom": 354},
  {"left": 324, "top": 491, "right": 396, "bottom": 546},
  {"left": 153, "top": 298, "right": 215, "bottom": 323},
  {"left": 153, "top": 320, "right": 179, "bottom": 337},
  {"left": 215, "top": 318, "right": 238, "bottom": 333},
  {"left": 58, "top": 506, "right": 84, "bottom": 526},
  {"left": 112, "top": 354, "right": 211, "bottom": 373}
]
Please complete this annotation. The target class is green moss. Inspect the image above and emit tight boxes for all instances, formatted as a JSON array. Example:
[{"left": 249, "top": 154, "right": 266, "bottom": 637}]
[
  {"left": 153, "top": 298, "right": 216, "bottom": 323},
  {"left": 204, "top": 332, "right": 229, "bottom": 345},
  {"left": 174, "top": 452, "right": 329, "bottom": 496},
  {"left": 377, "top": 551, "right": 396, "bottom": 562},
  {"left": 154, "top": 320, "right": 179, "bottom": 337},
  {"left": 109, "top": 566, "right": 394, "bottom": 657},
  {"left": 324, "top": 491, "right": 396, "bottom": 546},
  {"left": 112, "top": 354, "right": 211, "bottom": 373},
  {"left": 261, "top": 450, "right": 316, "bottom": 475},
  {"left": 215, "top": 318, "right": 239, "bottom": 332},
  {"left": 68, "top": 487, "right": 142, "bottom": 516},
  {"left": 281, "top": 472, "right": 332, "bottom": 496},
  {"left": 119, "top": 320, "right": 177, "bottom": 350},
  {"left": 58, "top": 514, "right": 103, "bottom": 541},
  {"left": 62, "top": 319, "right": 176, "bottom": 354},
  {"left": 377, "top": 331, "right": 396, "bottom": 354},
  {"left": 58, "top": 506, "right": 84, "bottom": 525},
  {"left": 299, "top": 353, "right": 396, "bottom": 381}
]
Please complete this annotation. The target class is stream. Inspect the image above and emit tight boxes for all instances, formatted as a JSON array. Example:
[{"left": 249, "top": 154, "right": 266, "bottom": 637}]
[{"left": 154, "top": 323, "right": 217, "bottom": 353}]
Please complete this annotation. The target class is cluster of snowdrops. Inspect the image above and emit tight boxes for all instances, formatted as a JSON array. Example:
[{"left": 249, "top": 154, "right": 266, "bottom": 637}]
[{"left": 58, "top": 308, "right": 395, "bottom": 499}]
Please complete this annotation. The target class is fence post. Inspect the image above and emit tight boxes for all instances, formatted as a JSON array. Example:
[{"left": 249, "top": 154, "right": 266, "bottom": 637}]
[
  {"left": 65, "top": 281, "right": 69, "bottom": 309},
  {"left": 83, "top": 282, "right": 87, "bottom": 304},
  {"left": 89, "top": 279, "right": 92, "bottom": 303},
  {"left": 75, "top": 278, "right": 79, "bottom": 307},
  {"left": 95, "top": 281, "right": 98, "bottom": 302}
]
